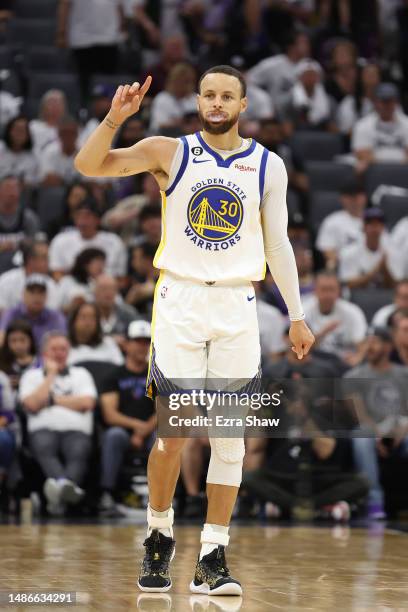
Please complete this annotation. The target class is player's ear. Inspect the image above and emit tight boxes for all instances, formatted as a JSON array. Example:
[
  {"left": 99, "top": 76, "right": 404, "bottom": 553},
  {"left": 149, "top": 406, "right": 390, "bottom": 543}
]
[{"left": 240, "top": 96, "right": 248, "bottom": 114}]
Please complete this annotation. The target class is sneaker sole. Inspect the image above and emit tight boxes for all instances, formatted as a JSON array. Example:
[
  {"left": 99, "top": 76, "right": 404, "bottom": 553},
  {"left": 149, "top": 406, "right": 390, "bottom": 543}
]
[
  {"left": 189, "top": 580, "right": 243, "bottom": 596},
  {"left": 137, "top": 546, "right": 176, "bottom": 592}
]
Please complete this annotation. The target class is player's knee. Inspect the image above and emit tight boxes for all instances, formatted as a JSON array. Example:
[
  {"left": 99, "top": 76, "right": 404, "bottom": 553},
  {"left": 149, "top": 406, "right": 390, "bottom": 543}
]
[{"left": 206, "top": 438, "right": 245, "bottom": 487}]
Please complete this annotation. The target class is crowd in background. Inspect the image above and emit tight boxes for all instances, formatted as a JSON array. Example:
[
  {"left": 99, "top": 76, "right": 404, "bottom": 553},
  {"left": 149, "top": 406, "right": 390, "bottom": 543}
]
[{"left": 1, "top": 0, "right": 408, "bottom": 523}]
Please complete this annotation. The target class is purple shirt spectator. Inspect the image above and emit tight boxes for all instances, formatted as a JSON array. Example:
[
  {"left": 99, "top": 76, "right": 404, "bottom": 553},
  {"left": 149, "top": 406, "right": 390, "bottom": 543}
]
[{"left": 0, "top": 303, "right": 67, "bottom": 349}]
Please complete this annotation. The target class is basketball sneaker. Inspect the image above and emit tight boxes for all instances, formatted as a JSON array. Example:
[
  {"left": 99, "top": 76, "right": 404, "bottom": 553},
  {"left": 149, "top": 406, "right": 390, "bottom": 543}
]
[
  {"left": 190, "top": 546, "right": 242, "bottom": 596},
  {"left": 138, "top": 529, "right": 176, "bottom": 592}
]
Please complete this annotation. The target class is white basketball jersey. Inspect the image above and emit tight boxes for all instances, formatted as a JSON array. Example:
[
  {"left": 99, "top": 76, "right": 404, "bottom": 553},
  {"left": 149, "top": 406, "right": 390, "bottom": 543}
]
[{"left": 154, "top": 132, "right": 270, "bottom": 282}]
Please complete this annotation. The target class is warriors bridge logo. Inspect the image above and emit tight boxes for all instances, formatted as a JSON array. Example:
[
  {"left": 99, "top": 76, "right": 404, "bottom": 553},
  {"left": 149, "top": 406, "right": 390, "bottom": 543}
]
[{"left": 185, "top": 186, "right": 243, "bottom": 251}]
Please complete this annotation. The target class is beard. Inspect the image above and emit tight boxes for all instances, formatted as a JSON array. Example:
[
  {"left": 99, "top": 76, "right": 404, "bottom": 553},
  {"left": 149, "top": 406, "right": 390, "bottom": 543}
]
[{"left": 198, "top": 108, "right": 240, "bottom": 135}]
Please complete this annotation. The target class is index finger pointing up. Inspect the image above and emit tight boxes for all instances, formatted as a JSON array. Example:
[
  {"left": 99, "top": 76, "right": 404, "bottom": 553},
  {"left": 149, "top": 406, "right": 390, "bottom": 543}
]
[{"left": 139, "top": 75, "right": 152, "bottom": 97}]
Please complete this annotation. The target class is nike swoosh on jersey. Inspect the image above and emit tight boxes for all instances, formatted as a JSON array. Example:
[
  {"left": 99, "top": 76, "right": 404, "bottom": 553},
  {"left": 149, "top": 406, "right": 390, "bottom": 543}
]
[
  {"left": 192, "top": 158, "right": 211, "bottom": 164},
  {"left": 247, "top": 295, "right": 255, "bottom": 301}
]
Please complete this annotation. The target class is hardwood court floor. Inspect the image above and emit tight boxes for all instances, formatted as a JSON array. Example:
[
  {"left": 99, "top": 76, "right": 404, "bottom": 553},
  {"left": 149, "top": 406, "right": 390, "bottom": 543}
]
[{"left": 1, "top": 523, "right": 408, "bottom": 611}]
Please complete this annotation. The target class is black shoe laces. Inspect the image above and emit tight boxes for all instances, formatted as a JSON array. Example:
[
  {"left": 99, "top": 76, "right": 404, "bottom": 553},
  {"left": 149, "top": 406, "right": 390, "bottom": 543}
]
[{"left": 143, "top": 532, "right": 173, "bottom": 574}]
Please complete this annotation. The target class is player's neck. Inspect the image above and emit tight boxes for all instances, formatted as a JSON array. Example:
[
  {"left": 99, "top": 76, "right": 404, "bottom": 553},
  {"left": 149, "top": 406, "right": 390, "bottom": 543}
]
[{"left": 201, "top": 128, "right": 242, "bottom": 152}]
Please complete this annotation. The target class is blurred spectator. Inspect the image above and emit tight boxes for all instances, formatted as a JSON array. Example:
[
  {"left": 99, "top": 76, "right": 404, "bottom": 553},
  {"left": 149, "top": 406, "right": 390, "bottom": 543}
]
[
  {"left": 0, "top": 320, "right": 39, "bottom": 393},
  {"left": 0, "top": 0, "right": 13, "bottom": 26},
  {"left": 264, "top": 326, "right": 340, "bottom": 379},
  {"left": 49, "top": 198, "right": 127, "bottom": 281},
  {"left": 338, "top": 208, "right": 394, "bottom": 289},
  {"left": 398, "top": 0, "right": 408, "bottom": 95},
  {"left": 67, "top": 302, "right": 124, "bottom": 366},
  {"left": 323, "top": 39, "right": 358, "bottom": 103},
  {"left": 56, "top": 0, "right": 124, "bottom": 102},
  {"left": 256, "top": 119, "right": 308, "bottom": 194},
  {"left": 0, "top": 116, "right": 39, "bottom": 187},
  {"left": 247, "top": 31, "right": 311, "bottom": 107},
  {"left": 58, "top": 247, "right": 106, "bottom": 311},
  {"left": 316, "top": 181, "right": 367, "bottom": 270},
  {"left": 93, "top": 274, "right": 139, "bottom": 339},
  {"left": 352, "top": 83, "right": 408, "bottom": 172},
  {"left": 102, "top": 176, "right": 161, "bottom": 245},
  {"left": 48, "top": 182, "right": 92, "bottom": 239},
  {"left": 0, "top": 239, "right": 61, "bottom": 312},
  {"left": 78, "top": 85, "right": 115, "bottom": 147},
  {"left": 0, "top": 370, "right": 16, "bottom": 494},
  {"left": 114, "top": 117, "right": 146, "bottom": 149},
  {"left": 336, "top": 62, "right": 381, "bottom": 135},
  {"left": 125, "top": 242, "right": 158, "bottom": 317},
  {"left": 0, "top": 275, "right": 67, "bottom": 348},
  {"left": 372, "top": 280, "right": 408, "bottom": 328},
  {"left": 303, "top": 271, "right": 367, "bottom": 366},
  {"left": 39, "top": 116, "right": 80, "bottom": 187},
  {"left": 130, "top": 0, "right": 161, "bottom": 54},
  {"left": 149, "top": 63, "right": 197, "bottom": 133},
  {"left": 30, "top": 91, "right": 67, "bottom": 154},
  {"left": 99, "top": 320, "right": 155, "bottom": 516},
  {"left": 243, "top": 422, "right": 367, "bottom": 521},
  {"left": 141, "top": 35, "right": 190, "bottom": 97},
  {"left": 19, "top": 332, "right": 97, "bottom": 516},
  {"left": 252, "top": 282, "right": 286, "bottom": 363},
  {"left": 130, "top": 203, "right": 162, "bottom": 249},
  {"left": 181, "top": 111, "right": 202, "bottom": 135},
  {"left": 0, "top": 176, "right": 40, "bottom": 274},
  {"left": 390, "top": 311, "right": 408, "bottom": 366},
  {"left": 244, "top": 80, "right": 274, "bottom": 122},
  {"left": 279, "top": 59, "right": 334, "bottom": 132},
  {"left": 387, "top": 211, "right": 408, "bottom": 281},
  {"left": 344, "top": 327, "right": 408, "bottom": 519}
]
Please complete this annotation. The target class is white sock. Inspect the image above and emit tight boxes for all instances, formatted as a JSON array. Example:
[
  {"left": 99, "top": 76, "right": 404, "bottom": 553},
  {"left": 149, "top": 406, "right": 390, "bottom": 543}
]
[
  {"left": 147, "top": 505, "right": 173, "bottom": 538},
  {"left": 199, "top": 524, "right": 229, "bottom": 560}
]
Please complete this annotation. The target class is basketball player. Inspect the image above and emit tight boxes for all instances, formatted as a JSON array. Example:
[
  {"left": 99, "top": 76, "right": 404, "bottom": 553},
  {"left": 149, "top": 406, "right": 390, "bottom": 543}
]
[{"left": 75, "top": 66, "right": 315, "bottom": 596}]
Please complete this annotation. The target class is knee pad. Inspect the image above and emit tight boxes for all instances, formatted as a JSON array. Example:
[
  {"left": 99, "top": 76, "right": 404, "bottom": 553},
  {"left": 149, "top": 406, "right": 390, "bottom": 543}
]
[{"left": 206, "top": 438, "right": 245, "bottom": 487}]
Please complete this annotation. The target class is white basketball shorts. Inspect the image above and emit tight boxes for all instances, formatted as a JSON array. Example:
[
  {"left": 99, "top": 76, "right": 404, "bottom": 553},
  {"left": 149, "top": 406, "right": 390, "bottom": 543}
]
[{"left": 146, "top": 272, "right": 261, "bottom": 398}]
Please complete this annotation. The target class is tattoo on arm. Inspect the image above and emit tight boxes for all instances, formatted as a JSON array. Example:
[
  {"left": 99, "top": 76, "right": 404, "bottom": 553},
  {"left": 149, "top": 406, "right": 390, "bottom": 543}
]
[
  {"left": 119, "top": 167, "right": 132, "bottom": 175},
  {"left": 105, "top": 118, "right": 121, "bottom": 130}
]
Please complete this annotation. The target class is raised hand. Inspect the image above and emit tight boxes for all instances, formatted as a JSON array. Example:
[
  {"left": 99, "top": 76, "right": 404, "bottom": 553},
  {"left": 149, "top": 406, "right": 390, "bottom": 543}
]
[{"left": 108, "top": 76, "right": 152, "bottom": 125}]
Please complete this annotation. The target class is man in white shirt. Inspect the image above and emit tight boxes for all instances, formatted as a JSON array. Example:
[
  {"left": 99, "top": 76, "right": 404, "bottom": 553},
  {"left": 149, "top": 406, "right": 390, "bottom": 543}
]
[
  {"left": 247, "top": 31, "right": 310, "bottom": 107},
  {"left": 19, "top": 331, "right": 97, "bottom": 515},
  {"left": 339, "top": 208, "right": 393, "bottom": 289},
  {"left": 0, "top": 239, "right": 60, "bottom": 312},
  {"left": 39, "top": 116, "right": 80, "bottom": 187},
  {"left": 304, "top": 271, "right": 367, "bottom": 365},
  {"left": 30, "top": 90, "right": 67, "bottom": 154},
  {"left": 316, "top": 181, "right": 367, "bottom": 269},
  {"left": 372, "top": 280, "right": 408, "bottom": 327},
  {"left": 49, "top": 198, "right": 127, "bottom": 280},
  {"left": 279, "top": 59, "right": 333, "bottom": 130},
  {"left": 352, "top": 83, "right": 408, "bottom": 171}
]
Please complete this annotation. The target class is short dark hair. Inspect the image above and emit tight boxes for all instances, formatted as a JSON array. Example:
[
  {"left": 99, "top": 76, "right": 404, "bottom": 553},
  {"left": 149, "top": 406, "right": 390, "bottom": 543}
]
[
  {"left": 4, "top": 115, "right": 32, "bottom": 152},
  {"left": 139, "top": 204, "right": 161, "bottom": 223},
  {"left": 198, "top": 65, "right": 246, "bottom": 98}
]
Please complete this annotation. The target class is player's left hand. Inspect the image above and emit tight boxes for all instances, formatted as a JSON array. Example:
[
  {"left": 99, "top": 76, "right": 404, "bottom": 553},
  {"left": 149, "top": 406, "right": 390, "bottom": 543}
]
[{"left": 289, "top": 320, "right": 315, "bottom": 360}]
